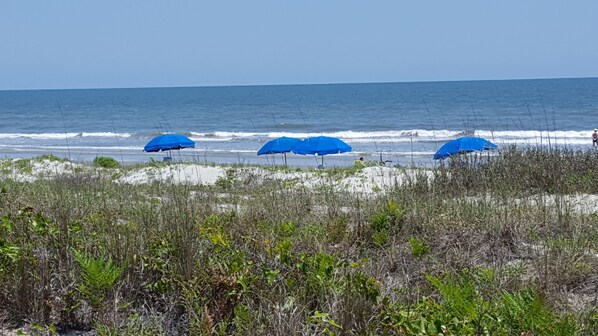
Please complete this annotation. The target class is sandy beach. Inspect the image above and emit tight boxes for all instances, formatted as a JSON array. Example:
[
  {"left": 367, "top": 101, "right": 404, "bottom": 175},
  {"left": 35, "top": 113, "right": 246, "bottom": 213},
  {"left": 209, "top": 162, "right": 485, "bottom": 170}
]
[{"left": 0, "top": 157, "right": 433, "bottom": 194}]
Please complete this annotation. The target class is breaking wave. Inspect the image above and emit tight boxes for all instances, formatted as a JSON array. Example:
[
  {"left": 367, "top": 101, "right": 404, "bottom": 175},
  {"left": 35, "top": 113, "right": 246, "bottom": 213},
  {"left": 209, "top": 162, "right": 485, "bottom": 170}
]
[
  {"left": 189, "top": 129, "right": 593, "bottom": 145},
  {"left": 0, "top": 129, "right": 593, "bottom": 147},
  {"left": 0, "top": 132, "right": 132, "bottom": 139}
]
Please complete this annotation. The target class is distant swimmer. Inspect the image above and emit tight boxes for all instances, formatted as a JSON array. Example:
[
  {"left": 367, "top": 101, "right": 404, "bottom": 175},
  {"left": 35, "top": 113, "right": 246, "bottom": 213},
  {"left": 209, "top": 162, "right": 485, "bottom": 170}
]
[{"left": 593, "top": 129, "right": 598, "bottom": 147}]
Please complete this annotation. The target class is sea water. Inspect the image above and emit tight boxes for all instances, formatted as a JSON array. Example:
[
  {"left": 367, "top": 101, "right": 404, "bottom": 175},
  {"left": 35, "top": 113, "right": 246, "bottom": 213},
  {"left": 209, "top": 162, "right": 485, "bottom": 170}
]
[{"left": 0, "top": 77, "right": 597, "bottom": 167}]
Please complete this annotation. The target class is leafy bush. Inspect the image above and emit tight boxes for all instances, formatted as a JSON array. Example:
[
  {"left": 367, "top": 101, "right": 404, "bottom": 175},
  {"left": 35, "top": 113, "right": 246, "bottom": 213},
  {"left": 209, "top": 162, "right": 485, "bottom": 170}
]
[
  {"left": 93, "top": 156, "right": 120, "bottom": 168},
  {"left": 370, "top": 201, "right": 405, "bottom": 246},
  {"left": 215, "top": 176, "right": 233, "bottom": 190},
  {"left": 370, "top": 201, "right": 405, "bottom": 232},
  {"left": 408, "top": 236, "right": 430, "bottom": 260}
]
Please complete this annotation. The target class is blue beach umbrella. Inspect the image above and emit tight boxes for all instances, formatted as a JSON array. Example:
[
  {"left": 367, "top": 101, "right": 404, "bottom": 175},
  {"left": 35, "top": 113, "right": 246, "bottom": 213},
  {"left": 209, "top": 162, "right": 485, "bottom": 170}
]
[
  {"left": 144, "top": 134, "right": 195, "bottom": 152},
  {"left": 257, "top": 136, "right": 302, "bottom": 165},
  {"left": 433, "top": 136, "right": 497, "bottom": 160},
  {"left": 292, "top": 136, "right": 352, "bottom": 166}
]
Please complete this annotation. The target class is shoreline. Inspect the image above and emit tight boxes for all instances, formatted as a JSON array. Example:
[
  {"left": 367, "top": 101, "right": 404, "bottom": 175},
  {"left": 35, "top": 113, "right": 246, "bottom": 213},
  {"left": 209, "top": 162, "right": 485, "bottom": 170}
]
[{"left": 0, "top": 147, "right": 437, "bottom": 169}]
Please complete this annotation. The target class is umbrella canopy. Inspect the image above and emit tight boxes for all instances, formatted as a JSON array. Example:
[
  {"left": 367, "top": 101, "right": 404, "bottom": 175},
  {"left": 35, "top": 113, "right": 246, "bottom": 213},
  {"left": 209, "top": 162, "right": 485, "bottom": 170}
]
[
  {"left": 292, "top": 136, "right": 351, "bottom": 155},
  {"left": 257, "top": 137, "right": 302, "bottom": 155},
  {"left": 144, "top": 134, "right": 195, "bottom": 152},
  {"left": 433, "top": 137, "right": 497, "bottom": 160}
]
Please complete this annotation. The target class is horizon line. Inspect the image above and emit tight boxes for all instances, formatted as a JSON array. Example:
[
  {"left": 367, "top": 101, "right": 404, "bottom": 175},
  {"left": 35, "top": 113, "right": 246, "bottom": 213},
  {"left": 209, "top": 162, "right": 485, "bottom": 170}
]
[{"left": 1, "top": 75, "right": 597, "bottom": 92}]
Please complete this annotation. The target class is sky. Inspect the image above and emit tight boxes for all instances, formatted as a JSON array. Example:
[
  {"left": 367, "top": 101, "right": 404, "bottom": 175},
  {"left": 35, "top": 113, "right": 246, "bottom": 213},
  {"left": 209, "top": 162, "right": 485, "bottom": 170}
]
[{"left": 1, "top": 0, "right": 597, "bottom": 90}]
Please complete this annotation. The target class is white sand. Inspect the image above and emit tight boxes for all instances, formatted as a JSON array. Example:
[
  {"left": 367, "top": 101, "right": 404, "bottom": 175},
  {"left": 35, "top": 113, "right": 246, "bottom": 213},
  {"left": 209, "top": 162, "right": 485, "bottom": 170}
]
[
  {"left": 0, "top": 159, "right": 432, "bottom": 194},
  {"left": 117, "top": 164, "right": 226, "bottom": 185},
  {"left": 0, "top": 159, "right": 89, "bottom": 183},
  {"left": 519, "top": 193, "right": 598, "bottom": 215},
  {"left": 339, "top": 167, "right": 434, "bottom": 194},
  {"left": 2, "top": 159, "right": 598, "bottom": 213},
  {"left": 227, "top": 166, "right": 434, "bottom": 194}
]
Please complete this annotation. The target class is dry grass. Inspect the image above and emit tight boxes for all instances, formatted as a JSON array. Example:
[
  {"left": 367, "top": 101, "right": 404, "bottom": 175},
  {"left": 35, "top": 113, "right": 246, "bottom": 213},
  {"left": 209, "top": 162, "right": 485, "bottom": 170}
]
[{"left": 0, "top": 148, "right": 597, "bottom": 335}]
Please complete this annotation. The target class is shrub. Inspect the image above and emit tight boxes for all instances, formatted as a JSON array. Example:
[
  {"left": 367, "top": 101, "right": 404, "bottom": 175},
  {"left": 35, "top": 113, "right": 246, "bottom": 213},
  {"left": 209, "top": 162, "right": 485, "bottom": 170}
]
[
  {"left": 36, "top": 154, "right": 67, "bottom": 162},
  {"left": 93, "top": 156, "right": 120, "bottom": 168},
  {"left": 370, "top": 201, "right": 405, "bottom": 232},
  {"left": 215, "top": 176, "right": 233, "bottom": 190},
  {"left": 408, "top": 236, "right": 430, "bottom": 260},
  {"left": 370, "top": 201, "right": 406, "bottom": 246}
]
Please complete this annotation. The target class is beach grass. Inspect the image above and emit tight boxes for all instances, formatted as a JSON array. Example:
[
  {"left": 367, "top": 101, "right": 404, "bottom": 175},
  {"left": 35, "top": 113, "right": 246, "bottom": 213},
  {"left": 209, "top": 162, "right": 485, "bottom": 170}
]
[{"left": 0, "top": 148, "right": 597, "bottom": 335}]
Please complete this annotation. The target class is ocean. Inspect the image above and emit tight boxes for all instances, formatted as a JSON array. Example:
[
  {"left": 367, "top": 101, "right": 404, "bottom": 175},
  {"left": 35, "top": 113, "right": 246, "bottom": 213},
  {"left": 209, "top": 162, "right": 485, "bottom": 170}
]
[{"left": 0, "top": 77, "right": 597, "bottom": 167}]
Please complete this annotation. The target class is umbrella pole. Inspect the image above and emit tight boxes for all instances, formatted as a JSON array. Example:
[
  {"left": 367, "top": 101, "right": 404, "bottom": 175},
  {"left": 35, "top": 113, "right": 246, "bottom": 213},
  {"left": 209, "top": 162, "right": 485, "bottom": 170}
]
[
  {"left": 321, "top": 155, "right": 324, "bottom": 167},
  {"left": 284, "top": 153, "right": 287, "bottom": 166}
]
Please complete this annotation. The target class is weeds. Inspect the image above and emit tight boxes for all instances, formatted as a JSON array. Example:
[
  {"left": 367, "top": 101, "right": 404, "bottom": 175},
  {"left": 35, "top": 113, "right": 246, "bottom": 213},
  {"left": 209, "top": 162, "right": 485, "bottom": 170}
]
[{"left": 0, "top": 149, "right": 597, "bottom": 334}]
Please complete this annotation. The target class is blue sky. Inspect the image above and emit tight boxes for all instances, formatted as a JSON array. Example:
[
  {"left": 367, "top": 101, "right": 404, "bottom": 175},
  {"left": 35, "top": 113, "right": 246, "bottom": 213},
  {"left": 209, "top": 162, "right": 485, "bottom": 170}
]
[{"left": 1, "top": 0, "right": 597, "bottom": 90}]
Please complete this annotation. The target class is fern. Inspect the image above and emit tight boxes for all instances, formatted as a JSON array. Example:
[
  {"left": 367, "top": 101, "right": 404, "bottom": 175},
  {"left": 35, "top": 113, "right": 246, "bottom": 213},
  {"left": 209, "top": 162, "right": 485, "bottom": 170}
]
[
  {"left": 423, "top": 273, "right": 577, "bottom": 335},
  {"left": 426, "top": 272, "right": 495, "bottom": 334},
  {"left": 427, "top": 274, "right": 478, "bottom": 321},
  {"left": 73, "top": 250, "right": 123, "bottom": 306},
  {"left": 500, "top": 290, "right": 577, "bottom": 335}
]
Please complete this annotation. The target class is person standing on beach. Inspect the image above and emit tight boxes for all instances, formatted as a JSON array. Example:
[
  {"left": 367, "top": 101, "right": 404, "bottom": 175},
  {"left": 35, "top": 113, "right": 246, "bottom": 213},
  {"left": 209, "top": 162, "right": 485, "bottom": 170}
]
[
  {"left": 593, "top": 129, "right": 598, "bottom": 146},
  {"left": 354, "top": 156, "right": 366, "bottom": 168}
]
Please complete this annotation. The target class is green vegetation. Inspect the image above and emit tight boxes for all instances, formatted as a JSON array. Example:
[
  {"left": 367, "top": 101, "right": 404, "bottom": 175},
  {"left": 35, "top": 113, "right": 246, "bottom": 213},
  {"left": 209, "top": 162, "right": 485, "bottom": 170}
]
[
  {"left": 35, "top": 154, "right": 67, "bottom": 162},
  {"left": 0, "top": 148, "right": 597, "bottom": 335},
  {"left": 14, "top": 160, "right": 33, "bottom": 174},
  {"left": 93, "top": 156, "right": 120, "bottom": 168},
  {"left": 73, "top": 250, "right": 124, "bottom": 307}
]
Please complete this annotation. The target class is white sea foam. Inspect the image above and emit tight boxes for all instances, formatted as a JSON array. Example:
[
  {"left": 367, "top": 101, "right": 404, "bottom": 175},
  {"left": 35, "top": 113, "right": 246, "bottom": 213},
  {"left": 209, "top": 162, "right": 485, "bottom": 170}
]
[
  {"left": 190, "top": 130, "right": 462, "bottom": 140},
  {"left": 0, "top": 129, "right": 591, "bottom": 152},
  {"left": 0, "top": 145, "right": 141, "bottom": 151},
  {"left": 3, "top": 130, "right": 586, "bottom": 143},
  {"left": 190, "top": 129, "right": 593, "bottom": 144},
  {"left": 476, "top": 130, "right": 588, "bottom": 140},
  {"left": 0, "top": 132, "right": 132, "bottom": 139},
  {"left": 189, "top": 136, "right": 234, "bottom": 142}
]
